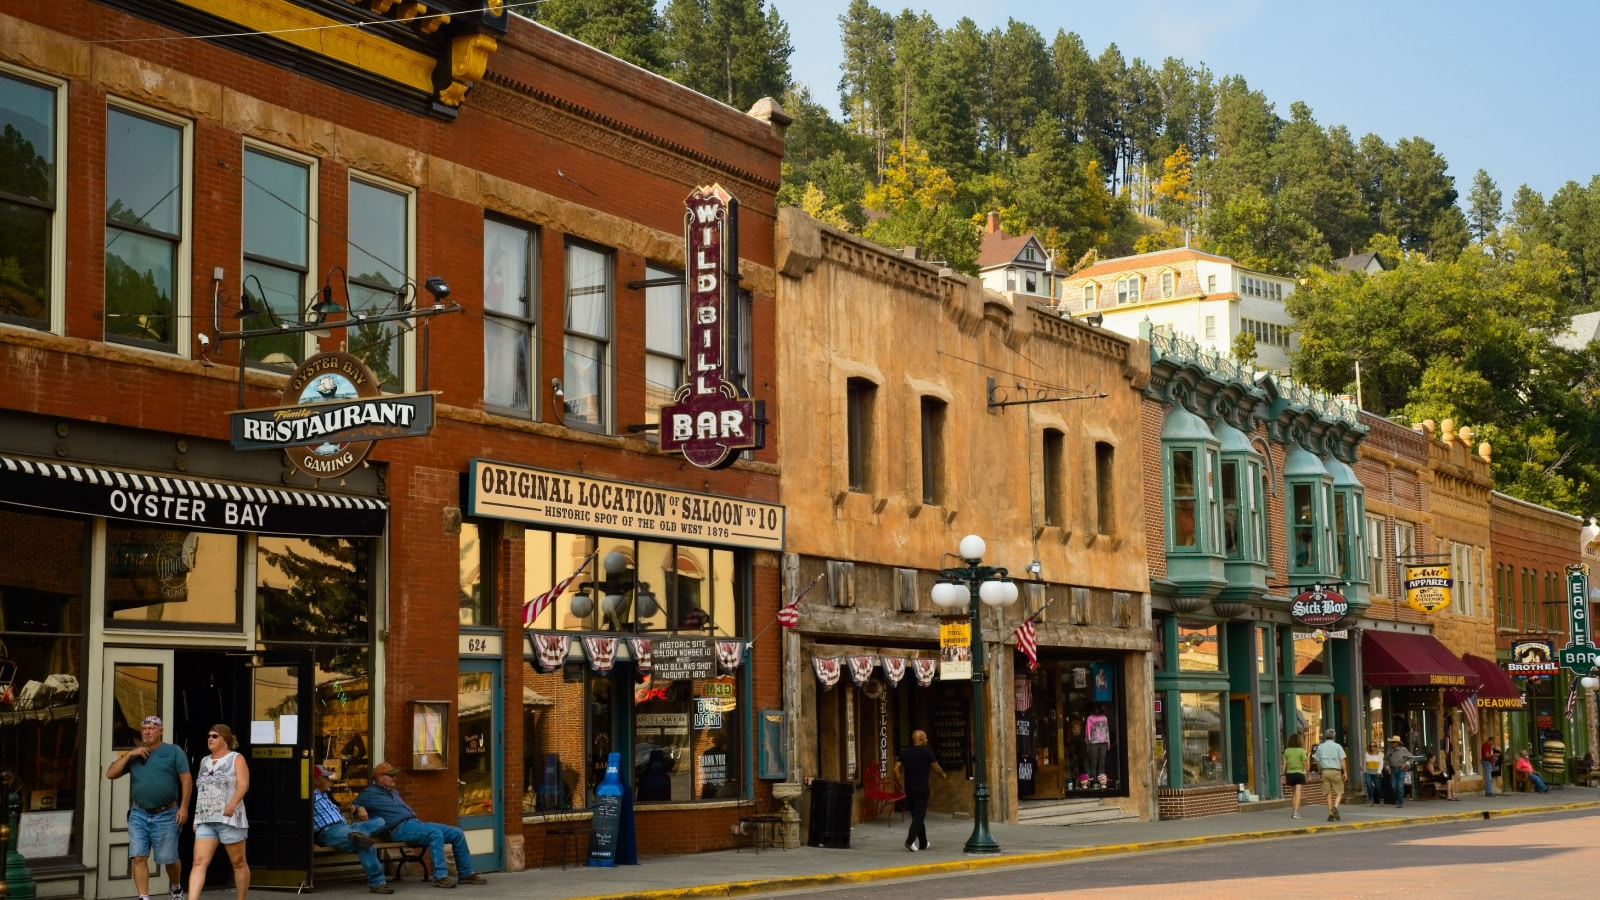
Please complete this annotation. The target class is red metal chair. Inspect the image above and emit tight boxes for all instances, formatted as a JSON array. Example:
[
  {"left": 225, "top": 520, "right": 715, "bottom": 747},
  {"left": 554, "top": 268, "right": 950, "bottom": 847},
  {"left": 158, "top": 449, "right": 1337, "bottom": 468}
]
[{"left": 863, "top": 762, "right": 906, "bottom": 828}]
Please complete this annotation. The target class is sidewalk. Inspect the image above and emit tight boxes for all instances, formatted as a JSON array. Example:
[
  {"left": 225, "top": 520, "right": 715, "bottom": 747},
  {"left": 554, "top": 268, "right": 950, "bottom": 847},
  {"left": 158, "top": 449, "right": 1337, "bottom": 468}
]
[{"left": 309, "top": 790, "right": 1600, "bottom": 900}]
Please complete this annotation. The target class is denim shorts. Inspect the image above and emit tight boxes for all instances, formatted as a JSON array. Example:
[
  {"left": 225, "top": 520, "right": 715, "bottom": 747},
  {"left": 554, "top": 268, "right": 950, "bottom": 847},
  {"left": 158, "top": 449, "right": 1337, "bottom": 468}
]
[
  {"left": 195, "top": 822, "right": 248, "bottom": 845},
  {"left": 128, "top": 807, "right": 180, "bottom": 864}
]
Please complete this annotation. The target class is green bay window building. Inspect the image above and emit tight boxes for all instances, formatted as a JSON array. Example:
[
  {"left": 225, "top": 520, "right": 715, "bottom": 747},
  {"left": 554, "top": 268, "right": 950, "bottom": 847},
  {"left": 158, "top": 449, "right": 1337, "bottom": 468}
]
[{"left": 1144, "top": 324, "right": 1368, "bottom": 816}]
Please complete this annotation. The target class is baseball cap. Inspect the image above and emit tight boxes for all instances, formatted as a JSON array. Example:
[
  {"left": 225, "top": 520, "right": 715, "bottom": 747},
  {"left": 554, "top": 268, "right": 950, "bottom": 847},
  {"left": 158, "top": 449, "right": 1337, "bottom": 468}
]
[
  {"left": 313, "top": 765, "right": 332, "bottom": 779},
  {"left": 371, "top": 762, "right": 399, "bottom": 779},
  {"left": 142, "top": 715, "right": 163, "bottom": 727}
]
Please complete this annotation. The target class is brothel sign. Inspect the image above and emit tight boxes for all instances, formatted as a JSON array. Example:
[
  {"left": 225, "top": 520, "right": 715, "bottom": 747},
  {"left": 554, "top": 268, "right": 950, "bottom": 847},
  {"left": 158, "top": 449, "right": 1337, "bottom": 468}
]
[
  {"left": 659, "top": 184, "right": 763, "bottom": 470},
  {"left": 1290, "top": 585, "right": 1349, "bottom": 628},
  {"left": 230, "top": 351, "right": 435, "bottom": 481}
]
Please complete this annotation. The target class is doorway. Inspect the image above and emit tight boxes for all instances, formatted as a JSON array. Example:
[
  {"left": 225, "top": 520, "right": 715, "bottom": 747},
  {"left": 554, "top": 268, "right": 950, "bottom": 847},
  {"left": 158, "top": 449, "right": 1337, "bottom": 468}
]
[
  {"left": 457, "top": 660, "right": 503, "bottom": 872},
  {"left": 100, "top": 649, "right": 177, "bottom": 899}
]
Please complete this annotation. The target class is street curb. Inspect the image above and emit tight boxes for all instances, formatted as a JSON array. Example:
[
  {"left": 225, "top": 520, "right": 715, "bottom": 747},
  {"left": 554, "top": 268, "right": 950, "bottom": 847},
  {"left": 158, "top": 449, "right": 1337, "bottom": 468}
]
[{"left": 563, "top": 800, "right": 1600, "bottom": 900}]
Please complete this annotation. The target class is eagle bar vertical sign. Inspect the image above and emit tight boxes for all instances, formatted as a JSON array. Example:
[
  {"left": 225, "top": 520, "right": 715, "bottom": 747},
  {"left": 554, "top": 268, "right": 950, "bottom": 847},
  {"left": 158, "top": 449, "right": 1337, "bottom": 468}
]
[{"left": 660, "top": 184, "right": 761, "bottom": 470}]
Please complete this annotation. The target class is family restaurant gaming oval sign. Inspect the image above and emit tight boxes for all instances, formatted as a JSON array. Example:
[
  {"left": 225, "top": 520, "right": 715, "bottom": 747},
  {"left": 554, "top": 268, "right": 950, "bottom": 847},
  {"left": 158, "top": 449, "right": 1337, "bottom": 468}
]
[
  {"left": 658, "top": 184, "right": 763, "bottom": 470},
  {"left": 229, "top": 351, "right": 436, "bottom": 481}
]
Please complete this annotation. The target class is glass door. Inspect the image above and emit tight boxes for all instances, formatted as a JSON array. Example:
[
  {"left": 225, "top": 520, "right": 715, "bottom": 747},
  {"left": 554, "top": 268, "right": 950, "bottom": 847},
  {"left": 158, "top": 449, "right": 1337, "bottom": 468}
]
[
  {"left": 99, "top": 649, "right": 175, "bottom": 900},
  {"left": 457, "top": 661, "right": 502, "bottom": 872}
]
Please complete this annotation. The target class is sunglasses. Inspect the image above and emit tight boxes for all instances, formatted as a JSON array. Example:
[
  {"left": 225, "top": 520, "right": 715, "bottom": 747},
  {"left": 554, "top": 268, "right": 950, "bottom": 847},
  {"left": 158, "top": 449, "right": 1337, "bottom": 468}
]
[{"left": 207, "top": 732, "right": 221, "bottom": 739}]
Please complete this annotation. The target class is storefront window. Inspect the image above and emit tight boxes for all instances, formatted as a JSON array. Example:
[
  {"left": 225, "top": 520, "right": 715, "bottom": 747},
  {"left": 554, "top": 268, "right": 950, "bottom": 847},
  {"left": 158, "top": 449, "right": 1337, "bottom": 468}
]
[
  {"left": 310, "top": 647, "right": 373, "bottom": 793},
  {"left": 1180, "top": 692, "right": 1225, "bottom": 785},
  {"left": 522, "top": 529, "right": 741, "bottom": 635},
  {"left": 521, "top": 662, "right": 583, "bottom": 812},
  {"left": 1292, "top": 634, "right": 1328, "bottom": 676},
  {"left": 458, "top": 671, "right": 494, "bottom": 818},
  {"left": 106, "top": 524, "right": 239, "bottom": 628},
  {"left": 1177, "top": 622, "right": 1221, "bottom": 672},
  {"left": 256, "top": 537, "right": 372, "bottom": 645},
  {"left": 633, "top": 674, "right": 741, "bottom": 802},
  {"left": 0, "top": 508, "right": 86, "bottom": 861},
  {"left": 458, "top": 522, "right": 492, "bottom": 626},
  {"left": 1291, "top": 694, "right": 1324, "bottom": 744}
]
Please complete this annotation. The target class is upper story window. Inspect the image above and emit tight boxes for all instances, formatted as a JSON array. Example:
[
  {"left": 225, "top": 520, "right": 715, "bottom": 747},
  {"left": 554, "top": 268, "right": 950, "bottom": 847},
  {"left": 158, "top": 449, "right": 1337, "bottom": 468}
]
[
  {"left": 0, "top": 67, "right": 62, "bottom": 332},
  {"left": 105, "top": 103, "right": 189, "bottom": 354},
  {"left": 1021, "top": 245, "right": 1039, "bottom": 262},
  {"left": 241, "top": 145, "right": 314, "bottom": 369},
  {"left": 1117, "top": 275, "right": 1140, "bottom": 305},
  {"left": 563, "top": 241, "right": 613, "bottom": 431},
  {"left": 920, "top": 396, "right": 946, "bottom": 505},
  {"left": 1095, "top": 441, "right": 1116, "bottom": 536},
  {"left": 1024, "top": 270, "right": 1038, "bottom": 294},
  {"left": 1366, "top": 514, "right": 1388, "bottom": 597},
  {"left": 347, "top": 176, "right": 413, "bottom": 391},
  {"left": 644, "top": 263, "right": 685, "bottom": 432},
  {"left": 1043, "top": 429, "right": 1064, "bottom": 526},
  {"left": 1206, "top": 274, "right": 1216, "bottom": 294},
  {"left": 1083, "top": 283, "right": 1096, "bottom": 308},
  {"left": 1213, "top": 421, "right": 1264, "bottom": 564},
  {"left": 484, "top": 218, "right": 538, "bottom": 417},
  {"left": 1005, "top": 268, "right": 1017, "bottom": 292},
  {"left": 1163, "top": 405, "right": 1218, "bottom": 555},
  {"left": 1452, "top": 542, "right": 1477, "bottom": 616},
  {"left": 1204, "top": 315, "right": 1216, "bottom": 339},
  {"left": 1161, "top": 271, "right": 1174, "bottom": 298},
  {"left": 1172, "top": 449, "right": 1198, "bottom": 548},
  {"left": 846, "top": 377, "right": 876, "bottom": 493},
  {"left": 1290, "top": 483, "right": 1317, "bottom": 570}
]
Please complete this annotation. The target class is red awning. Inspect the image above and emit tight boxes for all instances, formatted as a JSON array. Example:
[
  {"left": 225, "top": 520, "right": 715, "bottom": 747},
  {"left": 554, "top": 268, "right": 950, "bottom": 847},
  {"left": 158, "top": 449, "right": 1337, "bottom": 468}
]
[
  {"left": 1361, "top": 630, "right": 1483, "bottom": 689},
  {"left": 1463, "top": 653, "right": 1526, "bottom": 710}
]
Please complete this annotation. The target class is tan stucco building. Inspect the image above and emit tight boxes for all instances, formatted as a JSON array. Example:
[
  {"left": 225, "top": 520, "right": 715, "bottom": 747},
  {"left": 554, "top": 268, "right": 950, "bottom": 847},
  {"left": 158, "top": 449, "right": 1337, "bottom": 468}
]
[{"left": 773, "top": 209, "right": 1156, "bottom": 827}]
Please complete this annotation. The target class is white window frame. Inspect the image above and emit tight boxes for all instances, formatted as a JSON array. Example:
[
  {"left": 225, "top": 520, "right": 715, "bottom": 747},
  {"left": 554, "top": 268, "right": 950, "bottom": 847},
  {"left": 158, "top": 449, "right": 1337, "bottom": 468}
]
[
  {"left": 1366, "top": 514, "right": 1388, "bottom": 597},
  {"left": 241, "top": 139, "right": 318, "bottom": 370},
  {"left": 1083, "top": 283, "right": 1096, "bottom": 308},
  {"left": 1117, "top": 275, "right": 1140, "bottom": 305},
  {"left": 0, "top": 62, "right": 68, "bottom": 336},
  {"left": 1204, "top": 315, "right": 1215, "bottom": 339},
  {"left": 643, "top": 262, "right": 684, "bottom": 432},
  {"left": 483, "top": 216, "right": 539, "bottom": 418},
  {"left": 1161, "top": 270, "right": 1174, "bottom": 298},
  {"left": 104, "top": 96, "right": 193, "bottom": 357},
  {"left": 346, "top": 171, "right": 416, "bottom": 392},
  {"left": 563, "top": 239, "right": 614, "bottom": 433}
]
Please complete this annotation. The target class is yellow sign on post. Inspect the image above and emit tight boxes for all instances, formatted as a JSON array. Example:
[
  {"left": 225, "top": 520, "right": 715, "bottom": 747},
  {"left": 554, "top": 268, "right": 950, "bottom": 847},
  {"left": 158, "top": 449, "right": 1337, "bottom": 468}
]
[
  {"left": 940, "top": 619, "right": 972, "bottom": 680},
  {"left": 1405, "top": 564, "right": 1453, "bottom": 614}
]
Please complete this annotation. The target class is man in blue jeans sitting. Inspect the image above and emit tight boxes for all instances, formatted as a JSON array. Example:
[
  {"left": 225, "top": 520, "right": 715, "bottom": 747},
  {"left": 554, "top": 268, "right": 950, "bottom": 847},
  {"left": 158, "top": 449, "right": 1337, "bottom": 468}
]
[
  {"left": 356, "top": 762, "right": 487, "bottom": 888},
  {"left": 312, "top": 766, "right": 392, "bottom": 894}
]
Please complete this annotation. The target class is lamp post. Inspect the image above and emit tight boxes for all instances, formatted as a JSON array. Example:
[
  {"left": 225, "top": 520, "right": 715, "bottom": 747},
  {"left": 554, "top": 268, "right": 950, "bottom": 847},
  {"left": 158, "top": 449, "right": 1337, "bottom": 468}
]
[{"left": 930, "top": 534, "right": 1019, "bottom": 855}]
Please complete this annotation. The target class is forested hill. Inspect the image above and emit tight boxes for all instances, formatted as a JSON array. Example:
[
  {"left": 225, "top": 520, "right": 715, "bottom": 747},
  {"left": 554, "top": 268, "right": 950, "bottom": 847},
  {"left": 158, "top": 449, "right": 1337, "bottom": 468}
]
[{"left": 531, "top": 1, "right": 1600, "bottom": 518}]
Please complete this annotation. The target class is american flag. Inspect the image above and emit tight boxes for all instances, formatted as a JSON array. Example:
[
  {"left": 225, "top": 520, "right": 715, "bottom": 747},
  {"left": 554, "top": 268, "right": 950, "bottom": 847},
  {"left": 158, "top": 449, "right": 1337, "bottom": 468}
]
[
  {"left": 1014, "top": 615, "right": 1039, "bottom": 671},
  {"left": 1566, "top": 676, "right": 1583, "bottom": 721},
  {"left": 777, "top": 572, "right": 826, "bottom": 629},
  {"left": 523, "top": 550, "right": 598, "bottom": 628},
  {"left": 1457, "top": 693, "right": 1479, "bottom": 737}
]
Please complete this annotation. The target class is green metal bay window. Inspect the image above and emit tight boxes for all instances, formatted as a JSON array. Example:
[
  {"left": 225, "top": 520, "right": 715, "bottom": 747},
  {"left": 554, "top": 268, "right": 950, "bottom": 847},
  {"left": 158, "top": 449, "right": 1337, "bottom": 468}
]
[
  {"left": 1213, "top": 419, "right": 1268, "bottom": 603},
  {"left": 1324, "top": 456, "right": 1368, "bottom": 611},
  {"left": 1283, "top": 444, "right": 1334, "bottom": 580},
  {"left": 1162, "top": 403, "right": 1226, "bottom": 598}
]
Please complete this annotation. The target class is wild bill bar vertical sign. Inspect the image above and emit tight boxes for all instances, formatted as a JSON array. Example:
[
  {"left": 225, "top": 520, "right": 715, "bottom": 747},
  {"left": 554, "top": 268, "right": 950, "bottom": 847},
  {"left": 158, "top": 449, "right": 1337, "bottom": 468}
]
[{"left": 659, "top": 185, "right": 763, "bottom": 470}]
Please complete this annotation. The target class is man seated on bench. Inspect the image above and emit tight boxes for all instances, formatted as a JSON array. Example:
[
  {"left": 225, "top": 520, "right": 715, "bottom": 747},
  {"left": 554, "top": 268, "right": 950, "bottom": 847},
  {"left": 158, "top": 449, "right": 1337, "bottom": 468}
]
[
  {"left": 356, "top": 762, "right": 487, "bottom": 889},
  {"left": 313, "top": 766, "right": 392, "bottom": 894}
]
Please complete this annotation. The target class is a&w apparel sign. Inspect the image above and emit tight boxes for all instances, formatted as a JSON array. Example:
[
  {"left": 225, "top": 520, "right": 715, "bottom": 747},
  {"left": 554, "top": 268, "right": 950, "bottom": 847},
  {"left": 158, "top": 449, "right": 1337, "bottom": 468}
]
[
  {"left": 230, "top": 351, "right": 435, "bottom": 481},
  {"left": 659, "top": 185, "right": 763, "bottom": 470},
  {"left": 1405, "top": 563, "right": 1453, "bottom": 614}
]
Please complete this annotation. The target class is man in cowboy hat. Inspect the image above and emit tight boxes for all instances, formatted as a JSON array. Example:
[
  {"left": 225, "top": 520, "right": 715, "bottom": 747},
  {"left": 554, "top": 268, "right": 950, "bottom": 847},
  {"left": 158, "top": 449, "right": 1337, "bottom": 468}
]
[
  {"left": 312, "top": 765, "right": 392, "bottom": 893},
  {"left": 1385, "top": 736, "right": 1413, "bottom": 808},
  {"left": 106, "top": 715, "right": 191, "bottom": 900},
  {"left": 356, "top": 763, "right": 486, "bottom": 888}
]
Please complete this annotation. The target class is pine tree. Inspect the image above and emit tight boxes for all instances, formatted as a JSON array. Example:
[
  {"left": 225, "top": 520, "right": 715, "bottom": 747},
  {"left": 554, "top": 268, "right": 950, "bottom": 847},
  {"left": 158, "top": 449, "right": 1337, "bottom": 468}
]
[
  {"left": 533, "top": 0, "right": 665, "bottom": 71},
  {"left": 662, "top": 0, "right": 792, "bottom": 111}
]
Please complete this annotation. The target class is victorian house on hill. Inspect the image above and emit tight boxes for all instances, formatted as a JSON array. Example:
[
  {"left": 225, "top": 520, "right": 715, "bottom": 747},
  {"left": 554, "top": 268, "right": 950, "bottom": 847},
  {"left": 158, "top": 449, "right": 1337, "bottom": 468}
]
[
  {"left": 1055, "top": 248, "right": 1298, "bottom": 374},
  {"left": 977, "top": 212, "right": 1059, "bottom": 302}
]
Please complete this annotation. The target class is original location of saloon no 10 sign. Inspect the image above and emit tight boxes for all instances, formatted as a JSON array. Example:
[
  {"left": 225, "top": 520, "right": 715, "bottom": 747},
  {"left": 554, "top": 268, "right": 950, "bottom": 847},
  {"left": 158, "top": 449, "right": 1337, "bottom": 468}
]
[{"left": 659, "top": 184, "right": 764, "bottom": 470}]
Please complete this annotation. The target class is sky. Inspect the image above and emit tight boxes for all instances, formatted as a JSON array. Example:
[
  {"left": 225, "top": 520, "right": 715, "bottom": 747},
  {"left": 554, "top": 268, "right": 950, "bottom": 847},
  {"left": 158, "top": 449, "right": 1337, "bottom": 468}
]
[{"left": 769, "top": 0, "right": 1599, "bottom": 202}]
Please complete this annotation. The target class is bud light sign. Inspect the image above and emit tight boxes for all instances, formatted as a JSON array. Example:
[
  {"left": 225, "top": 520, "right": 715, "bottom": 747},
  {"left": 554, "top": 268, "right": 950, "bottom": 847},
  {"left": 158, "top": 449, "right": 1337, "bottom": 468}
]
[{"left": 1291, "top": 586, "right": 1349, "bottom": 628}]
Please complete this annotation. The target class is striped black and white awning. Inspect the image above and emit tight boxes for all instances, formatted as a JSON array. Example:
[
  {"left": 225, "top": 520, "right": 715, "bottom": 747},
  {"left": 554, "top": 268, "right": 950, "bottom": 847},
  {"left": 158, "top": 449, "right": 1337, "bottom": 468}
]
[{"left": 0, "top": 455, "right": 387, "bottom": 537}]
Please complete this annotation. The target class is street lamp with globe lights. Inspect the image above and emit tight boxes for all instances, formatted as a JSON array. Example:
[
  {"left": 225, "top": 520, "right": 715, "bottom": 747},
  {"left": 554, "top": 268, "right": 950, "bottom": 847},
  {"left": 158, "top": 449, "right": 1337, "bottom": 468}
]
[{"left": 930, "top": 534, "right": 1019, "bottom": 854}]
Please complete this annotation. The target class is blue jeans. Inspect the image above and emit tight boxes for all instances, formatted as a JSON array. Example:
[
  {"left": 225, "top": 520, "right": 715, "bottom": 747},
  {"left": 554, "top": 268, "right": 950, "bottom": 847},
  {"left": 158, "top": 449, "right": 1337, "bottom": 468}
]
[
  {"left": 1528, "top": 771, "right": 1548, "bottom": 792},
  {"left": 1483, "top": 766, "right": 1496, "bottom": 795},
  {"left": 128, "top": 806, "right": 181, "bottom": 864},
  {"left": 1390, "top": 769, "right": 1407, "bottom": 806},
  {"left": 390, "top": 818, "right": 474, "bottom": 879},
  {"left": 316, "top": 817, "right": 388, "bottom": 887},
  {"left": 1364, "top": 772, "right": 1382, "bottom": 803}
]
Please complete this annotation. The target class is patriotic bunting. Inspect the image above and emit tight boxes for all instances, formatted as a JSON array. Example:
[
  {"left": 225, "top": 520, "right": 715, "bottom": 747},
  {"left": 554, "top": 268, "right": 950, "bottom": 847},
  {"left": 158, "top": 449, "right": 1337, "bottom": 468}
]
[
  {"left": 814, "top": 656, "right": 842, "bottom": 689},
  {"left": 628, "top": 638, "right": 652, "bottom": 675},
  {"left": 912, "top": 658, "right": 938, "bottom": 687},
  {"left": 531, "top": 634, "right": 571, "bottom": 673},
  {"left": 881, "top": 657, "right": 907, "bottom": 687},
  {"left": 717, "top": 640, "right": 747, "bottom": 673},
  {"left": 848, "top": 656, "right": 877, "bottom": 686},
  {"left": 582, "top": 636, "right": 617, "bottom": 673}
]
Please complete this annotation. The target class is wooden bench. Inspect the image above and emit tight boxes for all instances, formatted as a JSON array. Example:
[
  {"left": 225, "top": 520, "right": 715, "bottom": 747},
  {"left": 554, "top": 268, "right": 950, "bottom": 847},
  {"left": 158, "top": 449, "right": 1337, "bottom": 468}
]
[{"left": 312, "top": 841, "right": 433, "bottom": 885}]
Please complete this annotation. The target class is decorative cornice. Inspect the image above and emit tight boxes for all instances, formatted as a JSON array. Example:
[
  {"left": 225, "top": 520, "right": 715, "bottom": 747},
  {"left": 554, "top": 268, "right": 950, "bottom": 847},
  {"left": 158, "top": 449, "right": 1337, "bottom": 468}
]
[
  {"left": 817, "top": 231, "right": 944, "bottom": 296},
  {"left": 475, "top": 73, "right": 780, "bottom": 195}
]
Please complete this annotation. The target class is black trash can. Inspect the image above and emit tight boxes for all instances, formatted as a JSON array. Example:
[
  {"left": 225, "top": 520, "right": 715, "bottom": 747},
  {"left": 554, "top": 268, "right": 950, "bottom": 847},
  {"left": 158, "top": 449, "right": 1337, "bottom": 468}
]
[{"left": 807, "top": 779, "right": 855, "bottom": 848}]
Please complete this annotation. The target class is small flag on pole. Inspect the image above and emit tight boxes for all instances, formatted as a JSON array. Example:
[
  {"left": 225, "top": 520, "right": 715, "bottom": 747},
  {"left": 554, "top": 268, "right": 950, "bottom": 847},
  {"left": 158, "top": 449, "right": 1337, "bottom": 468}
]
[
  {"left": 778, "top": 572, "right": 825, "bottom": 629},
  {"left": 1457, "top": 693, "right": 1479, "bottom": 736},
  {"left": 1014, "top": 615, "right": 1039, "bottom": 671},
  {"left": 523, "top": 549, "right": 598, "bottom": 628},
  {"left": 1566, "top": 676, "right": 1582, "bottom": 722}
]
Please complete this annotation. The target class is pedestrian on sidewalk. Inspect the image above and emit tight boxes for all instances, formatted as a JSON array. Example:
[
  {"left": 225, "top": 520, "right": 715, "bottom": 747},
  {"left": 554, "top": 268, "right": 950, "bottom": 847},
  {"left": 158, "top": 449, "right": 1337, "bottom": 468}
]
[
  {"left": 1283, "top": 733, "right": 1309, "bottom": 819},
  {"left": 1363, "top": 742, "right": 1384, "bottom": 805},
  {"left": 105, "top": 714, "right": 191, "bottom": 900},
  {"left": 1312, "top": 729, "right": 1347, "bottom": 820},
  {"left": 1482, "top": 739, "right": 1498, "bottom": 796},
  {"left": 1386, "top": 736, "right": 1413, "bottom": 807},
  {"left": 894, "top": 730, "right": 945, "bottom": 852}
]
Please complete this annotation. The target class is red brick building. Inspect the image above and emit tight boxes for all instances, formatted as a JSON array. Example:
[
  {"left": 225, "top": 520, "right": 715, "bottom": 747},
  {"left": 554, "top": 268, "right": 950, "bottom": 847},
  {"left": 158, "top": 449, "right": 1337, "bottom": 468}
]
[{"left": 0, "top": 2, "right": 785, "bottom": 894}]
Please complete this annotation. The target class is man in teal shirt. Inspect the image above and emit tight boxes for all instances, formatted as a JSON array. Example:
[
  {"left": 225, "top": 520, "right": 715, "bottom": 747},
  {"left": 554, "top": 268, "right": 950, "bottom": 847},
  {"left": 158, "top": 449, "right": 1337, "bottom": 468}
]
[
  {"left": 356, "top": 762, "right": 486, "bottom": 888},
  {"left": 106, "top": 715, "right": 191, "bottom": 900}
]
